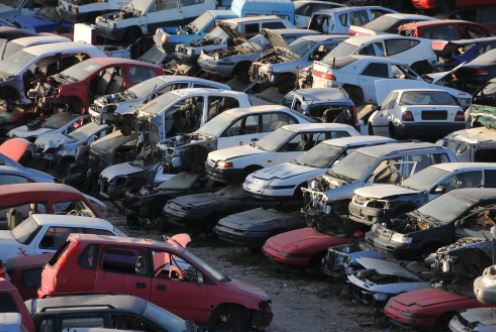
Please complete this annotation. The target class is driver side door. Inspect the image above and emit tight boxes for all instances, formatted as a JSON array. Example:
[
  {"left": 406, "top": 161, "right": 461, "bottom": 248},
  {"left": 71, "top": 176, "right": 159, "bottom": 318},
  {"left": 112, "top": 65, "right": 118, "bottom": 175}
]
[
  {"left": 149, "top": 249, "right": 209, "bottom": 323},
  {"left": 369, "top": 91, "right": 398, "bottom": 136}
]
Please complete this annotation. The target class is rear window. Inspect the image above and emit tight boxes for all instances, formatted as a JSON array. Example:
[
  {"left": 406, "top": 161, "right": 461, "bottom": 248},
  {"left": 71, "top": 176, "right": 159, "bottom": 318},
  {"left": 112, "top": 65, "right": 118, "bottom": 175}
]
[
  {"left": 363, "top": 15, "right": 399, "bottom": 32},
  {"left": 48, "top": 240, "right": 72, "bottom": 266}
]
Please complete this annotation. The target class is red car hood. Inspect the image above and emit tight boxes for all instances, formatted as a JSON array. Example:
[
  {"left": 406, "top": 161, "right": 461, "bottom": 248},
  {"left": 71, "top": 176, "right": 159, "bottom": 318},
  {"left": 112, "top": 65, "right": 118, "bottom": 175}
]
[
  {"left": 0, "top": 138, "right": 29, "bottom": 162},
  {"left": 394, "top": 288, "right": 470, "bottom": 308},
  {"left": 227, "top": 279, "right": 270, "bottom": 301},
  {"left": 267, "top": 227, "right": 354, "bottom": 253}
]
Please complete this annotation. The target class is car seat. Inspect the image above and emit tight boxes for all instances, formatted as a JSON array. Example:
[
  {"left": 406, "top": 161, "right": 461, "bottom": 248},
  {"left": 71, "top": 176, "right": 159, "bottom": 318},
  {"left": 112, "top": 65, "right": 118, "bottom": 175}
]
[{"left": 7, "top": 208, "right": 23, "bottom": 230}]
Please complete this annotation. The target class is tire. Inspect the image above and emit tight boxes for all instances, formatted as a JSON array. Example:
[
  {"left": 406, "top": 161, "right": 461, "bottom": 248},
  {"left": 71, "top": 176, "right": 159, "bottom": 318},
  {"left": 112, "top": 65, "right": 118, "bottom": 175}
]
[
  {"left": 208, "top": 305, "right": 250, "bottom": 332},
  {"left": 234, "top": 62, "right": 251, "bottom": 83},
  {"left": 368, "top": 123, "right": 374, "bottom": 135},
  {"left": 344, "top": 86, "right": 364, "bottom": 106}
]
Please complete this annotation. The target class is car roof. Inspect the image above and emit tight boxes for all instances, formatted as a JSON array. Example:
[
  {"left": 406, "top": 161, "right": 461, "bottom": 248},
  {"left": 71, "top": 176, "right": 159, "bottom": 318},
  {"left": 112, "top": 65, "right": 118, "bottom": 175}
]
[
  {"left": 315, "top": 5, "right": 391, "bottom": 15},
  {"left": 379, "top": 13, "right": 434, "bottom": 20},
  {"left": 403, "top": 19, "right": 476, "bottom": 27},
  {"left": 29, "top": 294, "right": 148, "bottom": 315},
  {"left": 445, "top": 188, "right": 496, "bottom": 202},
  {"left": 86, "top": 57, "right": 161, "bottom": 68},
  {"left": 272, "top": 28, "right": 320, "bottom": 35},
  {"left": 223, "top": 15, "right": 283, "bottom": 24},
  {"left": 23, "top": 41, "right": 99, "bottom": 56},
  {"left": 282, "top": 122, "right": 353, "bottom": 132},
  {"left": 394, "top": 88, "right": 453, "bottom": 94},
  {"left": 9, "top": 35, "right": 69, "bottom": 47},
  {"left": 433, "top": 162, "right": 496, "bottom": 172},
  {"left": 445, "top": 127, "right": 496, "bottom": 144},
  {"left": 293, "top": 88, "right": 350, "bottom": 102},
  {"left": 444, "top": 36, "right": 496, "bottom": 45},
  {"left": 323, "top": 135, "right": 394, "bottom": 147},
  {"left": 347, "top": 55, "right": 407, "bottom": 65},
  {"left": 224, "top": 104, "right": 290, "bottom": 116},
  {"left": 345, "top": 33, "right": 417, "bottom": 45},
  {"left": 357, "top": 142, "right": 440, "bottom": 157},
  {"left": 30, "top": 214, "right": 113, "bottom": 229},
  {"left": 150, "top": 75, "right": 230, "bottom": 89},
  {"left": 0, "top": 182, "right": 81, "bottom": 197},
  {"left": 69, "top": 233, "right": 182, "bottom": 250},
  {"left": 168, "top": 88, "right": 244, "bottom": 98},
  {"left": 297, "top": 34, "right": 347, "bottom": 42}
]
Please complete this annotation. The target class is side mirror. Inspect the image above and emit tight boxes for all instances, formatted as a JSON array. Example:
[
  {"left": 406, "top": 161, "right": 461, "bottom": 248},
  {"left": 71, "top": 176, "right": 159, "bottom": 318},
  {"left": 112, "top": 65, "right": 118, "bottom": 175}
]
[{"left": 433, "top": 185, "right": 445, "bottom": 194}]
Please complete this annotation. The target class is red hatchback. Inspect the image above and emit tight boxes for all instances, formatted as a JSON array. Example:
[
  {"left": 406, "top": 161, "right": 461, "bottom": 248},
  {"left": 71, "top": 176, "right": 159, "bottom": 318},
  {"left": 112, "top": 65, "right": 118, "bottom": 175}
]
[
  {"left": 398, "top": 19, "right": 494, "bottom": 41},
  {"left": 39, "top": 234, "right": 273, "bottom": 331},
  {"left": 384, "top": 287, "right": 488, "bottom": 330},
  {"left": 37, "top": 57, "right": 163, "bottom": 114}
]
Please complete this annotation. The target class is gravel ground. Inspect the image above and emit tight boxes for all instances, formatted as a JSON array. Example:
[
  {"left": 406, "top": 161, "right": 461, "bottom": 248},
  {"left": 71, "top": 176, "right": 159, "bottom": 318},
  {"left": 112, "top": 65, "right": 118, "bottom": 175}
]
[{"left": 103, "top": 205, "right": 389, "bottom": 332}]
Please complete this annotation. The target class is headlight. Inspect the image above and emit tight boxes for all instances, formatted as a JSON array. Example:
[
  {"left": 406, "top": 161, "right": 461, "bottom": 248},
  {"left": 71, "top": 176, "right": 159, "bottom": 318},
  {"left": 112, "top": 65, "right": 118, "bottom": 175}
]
[
  {"left": 216, "top": 160, "right": 233, "bottom": 168},
  {"left": 324, "top": 204, "right": 332, "bottom": 215},
  {"left": 309, "top": 180, "right": 318, "bottom": 190},
  {"left": 266, "top": 185, "right": 294, "bottom": 190},
  {"left": 391, "top": 233, "right": 412, "bottom": 244}
]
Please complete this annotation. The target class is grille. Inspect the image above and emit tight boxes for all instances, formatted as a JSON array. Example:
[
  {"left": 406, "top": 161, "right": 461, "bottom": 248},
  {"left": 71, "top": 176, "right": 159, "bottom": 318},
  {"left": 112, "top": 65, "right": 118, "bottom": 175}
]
[{"left": 421, "top": 110, "right": 447, "bottom": 120}]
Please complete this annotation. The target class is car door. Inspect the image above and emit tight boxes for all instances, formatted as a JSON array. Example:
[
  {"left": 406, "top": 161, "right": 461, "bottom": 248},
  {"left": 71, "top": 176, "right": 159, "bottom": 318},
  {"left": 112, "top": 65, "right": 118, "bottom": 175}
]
[
  {"left": 217, "top": 114, "right": 260, "bottom": 149},
  {"left": 369, "top": 91, "right": 399, "bottom": 136},
  {"left": 36, "top": 226, "right": 82, "bottom": 255},
  {"left": 429, "top": 170, "right": 483, "bottom": 200},
  {"left": 94, "top": 245, "right": 151, "bottom": 300},
  {"left": 149, "top": 249, "right": 209, "bottom": 323},
  {"left": 358, "top": 62, "right": 389, "bottom": 103}
]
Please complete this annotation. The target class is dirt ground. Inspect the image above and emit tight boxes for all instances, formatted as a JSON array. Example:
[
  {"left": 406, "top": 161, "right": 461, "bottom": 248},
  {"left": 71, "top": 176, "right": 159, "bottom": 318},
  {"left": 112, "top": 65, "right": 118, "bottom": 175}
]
[{"left": 103, "top": 205, "right": 388, "bottom": 332}]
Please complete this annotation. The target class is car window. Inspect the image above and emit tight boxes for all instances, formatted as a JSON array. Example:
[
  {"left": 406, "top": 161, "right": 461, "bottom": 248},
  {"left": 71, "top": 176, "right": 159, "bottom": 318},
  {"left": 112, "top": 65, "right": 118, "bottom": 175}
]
[
  {"left": 361, "top": 63, "right": 388, "bottom": 77},
  {"left": 78, "top": 244, "right": 99, "bottom": 270},
  {"left": 181, "top": 0, "right": 203, "bottom": 6},
  {"left": 369, "top": 158, "right": 403, "bottom": 184},
  {"left": 261, "top": 112, "right": 296, "bottom": 132},
  {"left": 40, "top": 227, "right": 79, "bottom": 250},
  {"left": 244, "top": 23, "right": 259, "bottom": 35},
  {"left": 338, "top": 13, "right": 347, "bottom": 26},
  {"left": 102, "top": 247, "right": 148, "bottom": 276},
  {"left": 193, "top": 83, "right": 215, "bottom": 89},
  {"left": 349, "top": 10, "right": 369, "bottom": 26},
  {"left": 244, "top": 114, "right": 260, "bottom": 134},
  {"left": 370, "top": 9, "right": 388, "bottom": 20},
  {"left": 381, "top": 91, "right": 399, "bottom": 109},
  {"left": 407, "top": 153, "right": 447, "bottom": 174},
  {"left": 61, "top": 317, "right": 105, "bottom": 330},
  {"left": 462, "top": 25, "right": 487, "bottom": 39},
  {"left": 223, "top": 118, "right": 243, "bottom": 137},
  {"left": 296, "top": 3, "right": 310, "bottom": 15},
  {"left": 262, "top": 22, "right": 285, "bottom": 29},
  {"left": 0, "top": 174, "right": 30, "bottom": 185},
  {"left": 38, "top": 319, "right": 54, "bottom": 332},
  {"left": 207, "top": 96, "right": 239, "bottom": 121},
  {"left": 153, "top": 0, "right": 178, "bottom": 11},
  {"left": 128, "top": 66, "right": 157, "bottom": 85},
  {"left": 422, "top": 25, "right": 457, "bottom": 40},
  {"left": 279, "top": 131, "right": 346, "bottom": 152},
  {"left": 151, "top": 250, "right": 203, "bottom": 283},
  {"left": 0, "top": 203, "right": 46, "bottom": 225},
  {"left": 359, "top": 42, "right": 384, "bottom": 56},
  {"left": 23, "top": 268, "right": 42, "bottom": 289},
  {"left": 0, "top": 293, "right": 18, "bottom": 312},
  {"left": 309, "top": 14, "right": 330, "bottom": 33},
  {"left": 110, "top": 313, "right": 161, "bottom": 332},
  {"left": 158, "top": 82, "right": 188, "bottom": 94},
  {"left": 485, "top": 170, "right": 496, "bottom": 187},
  {"left": 438, "top": 171, "right": 483, "bottom": 192},
  {"left": 475, "top": 149, "right": 496, "bottom": 162},
  {"left": 385, "top": 39, "right": 420, "bottom": 56},
  {"left": 281, "top": 93, "right": 295, "bottom": 108},
  {"left": 310, "top": 44, "right": 334, "bottom": 61}
]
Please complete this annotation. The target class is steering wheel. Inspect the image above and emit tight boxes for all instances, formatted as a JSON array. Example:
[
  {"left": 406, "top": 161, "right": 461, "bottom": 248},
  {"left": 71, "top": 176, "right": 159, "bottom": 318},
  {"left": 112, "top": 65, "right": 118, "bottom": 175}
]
[
  {"left": 67, "top": 209, "right": 81, "bottom": 216},
  {"left": 168, "top": 264, "right": 185, "bottom": 281}
]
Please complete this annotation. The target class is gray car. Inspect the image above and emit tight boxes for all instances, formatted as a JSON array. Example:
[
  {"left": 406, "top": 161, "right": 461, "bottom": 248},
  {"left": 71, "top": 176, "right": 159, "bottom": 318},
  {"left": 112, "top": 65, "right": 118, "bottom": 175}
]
[
  {"left": 198, "top": 28, "right": 319, "bottom": 81},
  {"left": 249, "top": 33, "right": 347, "bottom": 92}
]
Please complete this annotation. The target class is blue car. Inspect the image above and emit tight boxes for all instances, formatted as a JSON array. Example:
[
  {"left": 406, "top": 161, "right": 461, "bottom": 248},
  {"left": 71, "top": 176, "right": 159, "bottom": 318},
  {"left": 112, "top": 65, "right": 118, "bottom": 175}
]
[{"left": 435, "top": 36, "right": 496, "bottom": 72}]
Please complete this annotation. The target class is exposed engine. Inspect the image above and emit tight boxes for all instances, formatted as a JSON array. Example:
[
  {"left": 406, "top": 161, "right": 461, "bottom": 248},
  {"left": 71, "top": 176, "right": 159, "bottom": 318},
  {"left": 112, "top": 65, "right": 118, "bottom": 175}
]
[
  {"left": 161, "top": 132, "right": 216, "bottom": 173},
  {"left": 386, "top": 214, "right": 434, "bottom": 234}
]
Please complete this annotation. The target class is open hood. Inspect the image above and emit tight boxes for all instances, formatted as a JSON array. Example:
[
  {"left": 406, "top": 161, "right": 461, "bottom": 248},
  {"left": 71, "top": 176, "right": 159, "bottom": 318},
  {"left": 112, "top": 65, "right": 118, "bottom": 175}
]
[
  {"left": 356, "top": 257, "right": 421, "bottom": 280},
  {"left": 0, "top": 137, "right": 30, "bottom": 162},
  {"left": 262, "top": 28, "right": 292, "bottom": 54},
  {"left": 217, "top": 21, "right": 246, "bottom": 46},
  {"left": 166, "top": 233, "right": 191, "bottom": 247}
]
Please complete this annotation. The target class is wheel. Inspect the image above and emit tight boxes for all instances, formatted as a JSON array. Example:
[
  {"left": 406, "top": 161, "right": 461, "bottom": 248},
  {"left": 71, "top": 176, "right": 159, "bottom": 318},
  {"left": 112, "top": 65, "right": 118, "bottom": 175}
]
[
  {"left": 208, "top": 305, "right": 250, "bottom": 332},
  {"left": 234, "top": 62, "right": 251, "bottom": 83},
  {"left": 344, "top": 86, "right": 364, "bottom": 106},
  {"left": 368, "top": 123, "right": 374, "bottom": 135}
]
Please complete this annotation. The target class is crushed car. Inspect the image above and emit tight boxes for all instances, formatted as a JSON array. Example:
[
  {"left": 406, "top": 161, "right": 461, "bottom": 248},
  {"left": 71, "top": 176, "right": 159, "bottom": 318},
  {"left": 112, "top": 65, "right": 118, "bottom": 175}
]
[
  {"left": 58, "top": 0, "right": 130, "bottom": 23},
  {"left": 439, "top": 127, "right": 496, "bottom": 162},
  {"left": 0, "top": 35, "right": 70, "bottom": 61}
]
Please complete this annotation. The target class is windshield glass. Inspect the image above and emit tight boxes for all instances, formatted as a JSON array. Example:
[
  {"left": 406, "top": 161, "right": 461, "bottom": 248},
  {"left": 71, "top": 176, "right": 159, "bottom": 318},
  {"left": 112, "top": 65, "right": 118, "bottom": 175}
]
[
  {"left": 399, "top": 91, "right": 458, "bottom": 106},
  {"left": 143, "top": 302, "right": 188, "bottom": 332},
  {"left": 199, "top": 111, "right": 236, "bottom": 137},
  {"left": 11, "top": 216, "right": 40, "bottom": 245},
  {"left": 242, "top": 34, "right": 268, "bottom": 51},
  {"left": 123, "top": 0, "right": 149, "bottom": 14},
  {"left": 189, "top": 11, "right": 214, "bottom": 32},
  {"left": 59, "top": 60, "right": 103, "bottom": 82},
  {"left": 139, "top": 92, "right": 181, "bottom": 115},
  {"left": 127, "top": 77, "right": 165, "bottom": 99},
  {"left": 3, "top": 41, "right": 22, "bottom": 60},
  {"left": 43, "top": 113, "right": 76, "bottom": 129},
  {"left": 0, "top": 50, "right": 35, "bottom": 76},
  {"left": 296, "top": 143, "right": 343, "bottom": 168},
  {"left": 68, "top": 122, "right": 100, "bottom": 141},
  {"left": 323, "top": 41, "right": 356, "bottom": 60},
  {"left": 254, "top": 128, "right": 293, "bottom": 151},
  {"left": 473, "top": 81, "right": 496, "bottom": 106},
  {"left": 401, "top": 166, "right": 449, "bottom": 191},
  {"left": 206, "top": 26, "right": 228, "bottom": 40},
  {"left": 417, "top": 192, "right": 475, "bottom": 223},
  {"left": 289, "top": 38, "right": 316, "bottom": 58},
  {"left": 363, "top": 15, "right": 398, "bottom": 31},
  {"left": 328, "top": 150, "right": 377, "bottom": 182},
  {"left": 182, "top": 249, "right": 229, "bottom": 282},
  {"left": 443, "top": 139, "right": 471, "bottom": 162}
]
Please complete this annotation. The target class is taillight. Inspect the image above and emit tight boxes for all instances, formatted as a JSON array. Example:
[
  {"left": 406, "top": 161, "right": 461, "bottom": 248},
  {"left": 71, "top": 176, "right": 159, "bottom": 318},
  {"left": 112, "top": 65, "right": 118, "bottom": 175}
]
[
  {"left": 348, "top": 29, "right": 356, "bottom": 36},
  {"left": 312, "top": 70, "right": 335, "bottom": 81},
  {"left": 455, "top": 111, "right": 465, "bottom": 122},
  {"left": 475, "top": 69, "right": 489, "bottom": 76},
  {"left": 402, "top": 111, "right": 414, "bottom": 121}
]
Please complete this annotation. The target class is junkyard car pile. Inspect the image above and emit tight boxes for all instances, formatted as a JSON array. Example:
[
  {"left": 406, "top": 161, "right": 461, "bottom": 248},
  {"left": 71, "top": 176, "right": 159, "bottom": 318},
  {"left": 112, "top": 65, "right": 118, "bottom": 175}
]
[{"left": 3, "top": 0, "right": 496, "bottom": 331}]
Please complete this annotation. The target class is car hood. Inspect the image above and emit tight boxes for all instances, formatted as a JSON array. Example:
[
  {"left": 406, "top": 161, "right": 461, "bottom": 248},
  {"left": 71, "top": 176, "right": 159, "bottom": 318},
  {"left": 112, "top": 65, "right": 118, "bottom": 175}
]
[
  {"left": 268, "top": 227, "right": 347, "bottom": 251},
  {"left": 219, "top": 207, "right": 295, "bottom": 230},
  {"left": 9, "top": 126, "right": 52, "bottom": 138},
  {"left": 100, "top": 162, "right": 145, "bottom": 181},
  {"left": 208, "top": 144, "right": 263, "bottom": 162},
  {"left": 263, "top": 29, "right": 292, "bottom": 54},
  {"left": 170, "top": 192, "right": 236, "bottom": 209},
  {"left": 457, "top": 308, "right": 496, "bottom": 326},
  {"left": 35, "top": 132, "right": 73, "bottom": 149},
  {"left": 252, "top": 162, "right": 319, "bottom": 181},
  {"left": 354, "top": 184, "right": 419, "bottom": 199},
  {"left": 356, "top": 257, "right": 421, "bottom": 280},
  {"left": 0, "top": 137, "right": 30, "bottom": 162},
  {"left": 227, "top": 278, "right": 270, "bottom": 300},
  {"left": 393, "top": 288, "right": 469, "bottom": 308}
]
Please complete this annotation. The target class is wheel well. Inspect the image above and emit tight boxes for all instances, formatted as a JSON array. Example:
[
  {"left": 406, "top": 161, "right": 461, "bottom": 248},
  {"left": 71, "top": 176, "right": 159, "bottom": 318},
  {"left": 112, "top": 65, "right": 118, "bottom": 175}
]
[
  {"left": 293, "top": 183, "right": 307, "bottom": 198},
  {"left": 208, "top": 303, "right": 249, "bottom": 325},
  {"left": 244, "top": 165, "right": 262, "bottom": 174}
]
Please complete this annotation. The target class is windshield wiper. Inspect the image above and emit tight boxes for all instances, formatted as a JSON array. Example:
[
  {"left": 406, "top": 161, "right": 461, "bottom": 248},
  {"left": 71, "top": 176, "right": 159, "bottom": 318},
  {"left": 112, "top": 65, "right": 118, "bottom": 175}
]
[{"left": 327, "top": 170, "right": 353, "bottom": 182}]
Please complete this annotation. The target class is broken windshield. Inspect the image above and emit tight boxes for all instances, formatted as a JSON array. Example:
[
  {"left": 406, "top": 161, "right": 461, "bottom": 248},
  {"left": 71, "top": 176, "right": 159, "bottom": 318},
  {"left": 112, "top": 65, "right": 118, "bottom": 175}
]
[
  {"left": 401, "top": 166, "right": 449, "bottom": 191},
  {"left": 296, "top": 143, "right": 343, "bottom": 168},
  {"left": 289, "top": 38, "right": 316, "bottom": 58},
  {"left": 328, "top": 150, "right": 377, "bottom": 182},
  {"left": 416, "top": 193, "right": 475, "bottom": 224}
]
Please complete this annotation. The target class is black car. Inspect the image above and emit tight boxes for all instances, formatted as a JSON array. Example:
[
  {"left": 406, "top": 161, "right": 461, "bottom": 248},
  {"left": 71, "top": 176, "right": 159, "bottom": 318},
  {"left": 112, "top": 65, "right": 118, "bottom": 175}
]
[
  {"left": 442, "top": 49, "right": 496, "bottom": 94},
  {"left": 27, "top": 294, "right": 195, "bottom": 332},
  {"left": 162, "top": 185, "right": 278, "bottom": 231},
  {"left": 214, "top": 206, "right": 304, "bottom": 249},
  {"left": 366, "top": 188, "right": 496, "bottom": 260}
]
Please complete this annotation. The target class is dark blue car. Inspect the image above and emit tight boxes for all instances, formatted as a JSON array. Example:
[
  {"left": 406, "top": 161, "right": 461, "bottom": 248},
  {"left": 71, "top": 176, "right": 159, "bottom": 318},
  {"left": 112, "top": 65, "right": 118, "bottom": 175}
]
[
  {"left": 435, "top": 36, "right": 496, "bottom": 72},
  {"left": 0, "top": 7, "right": 72, "bottom": 33}
]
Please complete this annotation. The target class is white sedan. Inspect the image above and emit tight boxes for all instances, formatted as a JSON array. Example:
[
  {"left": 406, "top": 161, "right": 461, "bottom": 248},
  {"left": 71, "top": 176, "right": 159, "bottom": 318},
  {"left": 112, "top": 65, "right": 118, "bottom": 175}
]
[
  {"left": 205, "top": 123, "right": 360, "bottom": 183},
  {"left": 243, "top": 135, "right": 394, "bottom": 198},
  {"left": 0, "top": 214, "right": 125, "bottom": 261}
]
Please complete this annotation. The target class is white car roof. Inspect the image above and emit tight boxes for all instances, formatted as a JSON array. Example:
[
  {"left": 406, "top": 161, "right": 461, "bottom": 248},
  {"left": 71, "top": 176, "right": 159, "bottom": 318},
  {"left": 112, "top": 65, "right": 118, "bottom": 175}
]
[
  {"left": 23, "top": 41, "right": 103, "bottom": 56},
  {"left": 297, "top": 34, "right": 347, "bottom": 43},
  {"left": 445, "top": 127, "right": 496, "bottom": 144},
  {"left": 294, "top": 0, "right": 345, "bottom": 6},
  {"left": 432, "top": 162, "right": 496, "bottom": 172},
  {"left": 316, "top": 5, "right": 392, "bottom": 15},
  {"left": 345, "top": 33, "right": 418, "bottom": 46},
  {"left": 31, "top": 214, "right": 114, "bottom": 229},
  {"left": 348, "top": 54, "right": 407, "bottom": 65},
  {"left": 223, "top": 15, "right": 283, "bottom": 24},
  {"left": 154, "top": 75, "right": 230, "bottom": 89},
  {"left": 225, "top": 104, "right": 291, "bottom": 117},
  {"left": 168, "top": 88, "right": 245, "bottom": 98},
  {"left": 394, "top": 88, "right": 454, "bottom": 94},
  {"left": 282, "top": 122, "right": 354, "bottom": 132},
  {"left": 322, "top": 135, "right": 393, "bottom": 147},
  {"left": 294, "top": 88, "right": 349, "bottom": 102},
  {"left": 380, "top": 13, "right": 434, "bottom": 20},
  {"left": 10, "top": 35, "right": 70, "bottom": 47}
]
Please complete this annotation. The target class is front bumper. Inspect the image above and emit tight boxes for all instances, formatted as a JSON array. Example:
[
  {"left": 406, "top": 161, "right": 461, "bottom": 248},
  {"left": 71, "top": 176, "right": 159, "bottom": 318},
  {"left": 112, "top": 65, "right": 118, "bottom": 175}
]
[
  {"left": 162, "top": 201, "right": 207, "bottom": 228},
  {"left": 205, "top": 162, "right": 246, "bottom": 184},
  {"left": 262, "top": 242, "right": 312, "bottom": 267},
  {"left": 384, "top": 299, "right": 437, "bottom": 330},
  {"left": 348, "top": 201, "right": 387, "bottom": 225},
  {"left": 393, "top": 121, "right": 466, "bottom": 139},
  {"left": 95, "top": 24, "right": 125, "bottom": 40}
]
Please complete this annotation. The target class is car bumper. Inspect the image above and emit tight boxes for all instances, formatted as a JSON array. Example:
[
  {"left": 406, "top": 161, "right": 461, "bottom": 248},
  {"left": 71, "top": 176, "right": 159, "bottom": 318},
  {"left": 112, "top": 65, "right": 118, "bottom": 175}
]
[
  {"left": 95, "top": 24, "right": 125, "bottom": 40},
  {"left": 243, "top": 179, "right": 296, "bottom": 198},
  {"left": 199, "top": 61, "right": 235, "bottom": 77},
  {"left": 214, "top": 224, "right": 268, "bottom": 248},
  {"left": 205, "top": 163, "right": 246, "bottom": 184},
  {"left": 262, "top": 242, "right": 312, "bottom": 267},
  {"left": 385, "top": 300, "right": 437, "bottom": 330},
  {"left": 393, "top": 122, "right": 466, "bottom": 139},
  {"left": 348, "top": 202, "right": 387, "bottom": 226}
]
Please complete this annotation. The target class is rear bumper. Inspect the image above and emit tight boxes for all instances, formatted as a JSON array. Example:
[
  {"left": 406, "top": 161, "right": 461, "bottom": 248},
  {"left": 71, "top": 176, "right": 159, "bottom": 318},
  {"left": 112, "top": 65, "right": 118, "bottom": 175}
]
[{"left": 393, "top": 122, "right": 466, "bottom": 139}]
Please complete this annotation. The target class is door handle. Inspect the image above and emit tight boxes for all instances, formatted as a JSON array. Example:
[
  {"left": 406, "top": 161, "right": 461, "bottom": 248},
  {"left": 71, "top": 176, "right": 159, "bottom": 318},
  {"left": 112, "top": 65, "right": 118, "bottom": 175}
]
[
  {"left": 156, "top": 284, "right": 167, "bottom": 291},
  {"left": 136, "top": 282, "right": 146, "bottom": 289}
]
